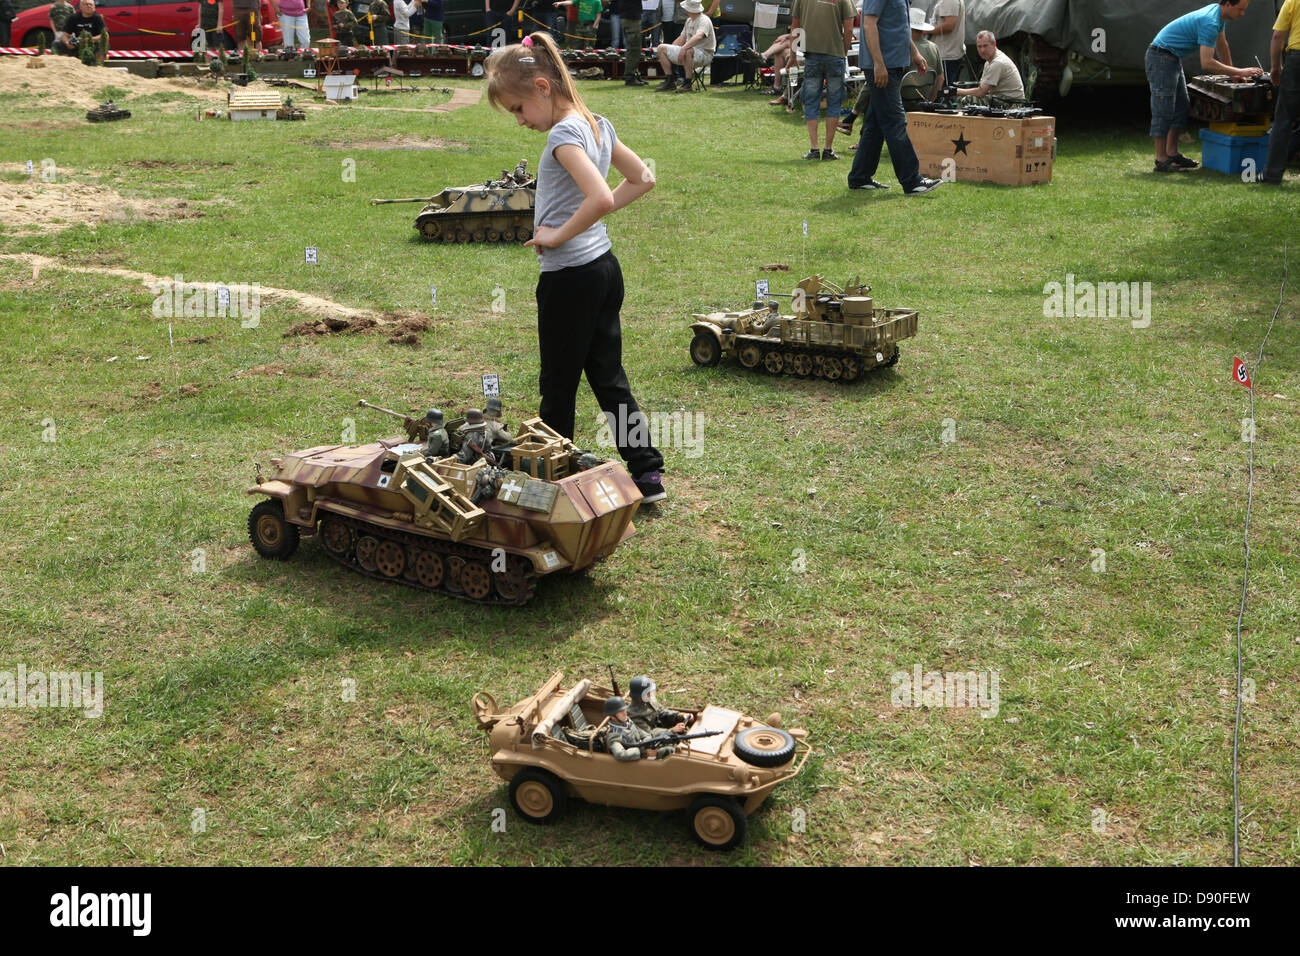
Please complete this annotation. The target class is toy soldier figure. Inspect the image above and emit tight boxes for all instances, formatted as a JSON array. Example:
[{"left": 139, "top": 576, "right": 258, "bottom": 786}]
[
  {"left": 333, "top": 3, "right": 358, "bottom": 45},
  {"left": 604, "top": 698, "right": 675, "bottom": 761},
  {"left": 483, "top": 396, "right": 513, "bottom": 446},
  {"left": 456, "top": 409, "right": 497, "bottom": 465},
  {"left": 423, "top": 407, "right": 449, "bottom": 459},
  {"left": 366, "top": 0, "right": 391, "bottom": 44},
  {"left": 511, "top": 159, "right": 529, "bottom": 183},
  {"left": 628, "top": 676, "right": 688, "bottom": 735}
]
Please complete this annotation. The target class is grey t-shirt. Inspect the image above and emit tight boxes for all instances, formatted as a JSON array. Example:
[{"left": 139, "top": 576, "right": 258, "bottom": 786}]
[
  {"left": 535, "top": 113, "right": 615, "bottom": 273},
  {"left": 930, "top": 0, "right": 965, "bottom": 61}
]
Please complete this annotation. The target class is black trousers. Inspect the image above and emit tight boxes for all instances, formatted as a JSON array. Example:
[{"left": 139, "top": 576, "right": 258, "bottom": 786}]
[{"left": 536, "top": 251, "right": 664, "bottom": 476}]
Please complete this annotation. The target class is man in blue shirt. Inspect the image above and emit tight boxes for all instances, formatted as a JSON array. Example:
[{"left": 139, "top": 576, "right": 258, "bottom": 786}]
[
  {"left": 1146, "top": 1, "right": 1263, "bottom": 172},
  {"left": 847, "top": 0, "right": 941, "bottom": 195}
]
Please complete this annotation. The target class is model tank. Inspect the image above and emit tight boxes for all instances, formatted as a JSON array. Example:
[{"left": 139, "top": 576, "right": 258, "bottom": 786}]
[
  {"left": 370, "top": 161, "right": 536, "bottom": 243},
  {"left": 86, "top": 101, "right": 131, "bottom": 123},
  {"left": 245, "top": 402, "right": 641, "bottom": 605},
  {"left": 687, "top": 275, "right": 919, "bottom": 382}
]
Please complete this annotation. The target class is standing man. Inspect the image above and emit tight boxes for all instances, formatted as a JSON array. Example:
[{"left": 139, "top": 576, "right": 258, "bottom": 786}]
[
  {"left": 1262, "top": 0, "right": 1300, "bottom": 184},
  {"left": 619, "top": 0, "right": 646, "bottom": 83},
  {"left": 0, "top": 0, "right": 15, "bottom": 47},
  {"left": 484, "top": 0, "right": 519, "bottom": 43},
  {"left": 847, "top": 0, "right": 942, "bottom": 195},
  {"left": 641, "top": 0, "right": 660, "bottom": 47},
  {"left": 839, "top": 7, "right": 941, "bottom": 138},
  {"left": 929, "top": 0, "right": 964, "bottom": 84},
  {"left": 1146, "top": 0, "right": 1262, "bottom": 173},
  {"left": 791, "top": 0, "right": 856, "bottom": 160},
  {"left": 230, "top": 0, "right": 264, "bottom": 54},
  {"left": 50, "top": 0, "right": 77, "bottom": 51},
  {"left": 953, "top": 30, "right": 1024, "bottom": 102}
]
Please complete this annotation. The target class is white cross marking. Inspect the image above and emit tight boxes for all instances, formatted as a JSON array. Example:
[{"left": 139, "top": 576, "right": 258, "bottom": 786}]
[
  {"left": 500, "top": 478, "right": 524, "bottom": 499},
  {"left": 592, "top": 479, "right": 620, "bottom": 511}
]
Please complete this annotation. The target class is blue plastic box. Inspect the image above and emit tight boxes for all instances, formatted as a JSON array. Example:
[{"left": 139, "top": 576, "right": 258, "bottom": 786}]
[{"left": 1198, "top": 128, "right": 1270, "bottom": 176}]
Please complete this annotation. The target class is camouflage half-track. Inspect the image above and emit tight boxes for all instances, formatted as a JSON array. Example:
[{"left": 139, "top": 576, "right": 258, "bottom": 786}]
[
  {"left": 245, "top": 403, "right": 641, "bottom": 606},
  {"left": 688, "top": 275, "right": 919, "bottom": 382},
  {"left": 86, "top": 101, "right": 131, "bottom": 123},
  {"left": 370, "top": 161, "right": 536, "bottom": 243}
]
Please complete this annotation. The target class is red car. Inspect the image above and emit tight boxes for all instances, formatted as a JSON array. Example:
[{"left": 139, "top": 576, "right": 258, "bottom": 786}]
[{"left": 12, "top": 1, "right": 283, "bottom": 52}]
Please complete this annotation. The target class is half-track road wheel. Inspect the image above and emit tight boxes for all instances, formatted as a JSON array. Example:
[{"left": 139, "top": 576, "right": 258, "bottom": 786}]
[
  {"left": 456, "top": 229, "right": 470, "bottom": 243},
  {"left": 472, "top": 228, "right": 486, "bottom": 242},
  {"left": 413, "top": 549, "right": 445, "bottom": 589},
  {"left": 356, "top": 535, "right": 381, "bottom": 572},
  {"left": 763, "top": 350, "right": 783, "bottom": 374},
  {"left": 790, "top": 353, "right": 813, "bottom": 377},
  {"left": 689, "top": 332, "right": 722, "bottom": 368},
  {"left": 502, "top": 227, "right": 517, "bottom": 241},
  {"left": 821, "top": 355, "right": 842, "bottom": 381},
  {"left": 687, "top": 795, "right": 746, "bottom": 851},
  {"left": 248, "top": 499, "right": 300, "bottom": 559},
  {"left": 840, "top": 356, "right": 861, "bottom": 382},
  {"left": 517, "top": 226, "right": 533, "bottom": 241},
  {"left": 733, "top": 726, "right": 797, "bottom": 767},
  {"left": 493, "top": 555, "right": 537, "bottom": 604},
  {"left": 509, "top": 768, "right": 567, "bottom": 824},
  {"left": 737, "top": 343, "right": 763, "bottom": 369},
  {"left": 320, "top": 517, "right": 353, "bottom": 558},
  {"left": 460, "top": 560, "right": 492, "bottom": 601},
  {"left": 486, "top": 227, "right": 500, "bottom": 242},
  {"left": 418, "top": 219, "right": 441, "bottom": 240},
  {"left": 374, "top": 540, "right": 405, "bottom": 578}
]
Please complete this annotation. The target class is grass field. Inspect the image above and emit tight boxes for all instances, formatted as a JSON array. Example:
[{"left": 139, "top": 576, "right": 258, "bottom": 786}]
[{"left": 0, "top": 69, "right": 1296, "bottom": 866}]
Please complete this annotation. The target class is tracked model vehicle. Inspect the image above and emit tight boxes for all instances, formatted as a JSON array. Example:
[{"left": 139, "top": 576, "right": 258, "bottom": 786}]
[
  {"left": 370, "top": 161, "right": 536, "bottom": 243},
  {"left": 86, "top": 101, "right": 131, "bottom": 123},
  {"left": 245, "top": 403, "right": 641, "bottom": 605},
  {"left": 688, "top": 275, "right": 919, "bottom": 382}
]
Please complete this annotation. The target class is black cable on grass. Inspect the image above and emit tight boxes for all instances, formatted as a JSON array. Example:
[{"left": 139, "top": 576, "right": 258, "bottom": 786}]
[{"left": 1233, "top": 240, "right": 1286, "bottom": 867}]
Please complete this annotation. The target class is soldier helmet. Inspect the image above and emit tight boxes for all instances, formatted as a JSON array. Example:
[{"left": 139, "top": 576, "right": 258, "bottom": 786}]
[
  {"left": 424, "top": 408, "right": 444, "bottom": 424},
  {"left": 462, "top": 408, "right": 485, "bottom": 430},
  {"left": 629, "top": 676, "right": 655, "bottom": 702},
  {"left": 484, "top": 397, "right": 503, "bottom": 418},
  {"left": 603, "top": 696, "right": 628, "bottom": 717}
]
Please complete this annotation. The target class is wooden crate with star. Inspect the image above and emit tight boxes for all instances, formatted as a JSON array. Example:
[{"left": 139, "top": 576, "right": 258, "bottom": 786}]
[{"left": 906, "top": 113, "right": 1056, "bottom": 186}]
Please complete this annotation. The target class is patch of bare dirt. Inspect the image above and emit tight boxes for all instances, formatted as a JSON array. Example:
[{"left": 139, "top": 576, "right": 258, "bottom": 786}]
[
  {"left": 0, "top": 182, "right": 202, "bottom": 236},
  {"left": 238, "top": 363, "right": 289, "bottom": 377},
  {"left": 285, "top": 313, "right": 429, "bottom": 344},
  {"left": 322, "top": 135, "right": 466, "bottom": 151},
  {"left": 0, "top": 54, "right": 282, "bottom": 109}
]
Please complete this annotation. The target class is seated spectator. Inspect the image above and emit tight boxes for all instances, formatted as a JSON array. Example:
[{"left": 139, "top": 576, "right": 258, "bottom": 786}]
[
  {"left": 839, "top": 7, "right": 942, "bottom": 138},
  {"left": 653, "top": 0, "right": 713, "bottom": 91},
  {"left": 954, "top": 30, "right": 1025, "bottom": 102},
  {"left": 55, "top": 0, "right": 107, "bottom": 59},
  {"left": 762, "top": 31, "right": 798, "bottom": 101}
]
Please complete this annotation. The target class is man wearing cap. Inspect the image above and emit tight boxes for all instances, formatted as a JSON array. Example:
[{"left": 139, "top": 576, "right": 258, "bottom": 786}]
[
  {"left": 653, "top": 0, "right": 714, "bottom": 91},
  {"left": 423, "top": 408, "right": 450, "bottom": 459},
  {"left": 604, "top": 698, "right": 676, "bottom": 761},
  {"left": 456, "top": 409, "right": 498, "bottom": 465},
  {"left": 483, "top": 397, "right": 514, "bottom": 446},
  {"left": 839, "top": 8, "right": 942, "bottom": 138},
  {"left": 847, "top": 0, "right": 942, "bottom": 195},
  {"left": 1145, "top": 0, "right": 1262, "bottom": 173},
  {"left": 790, "top": 0, "right": 857, "bottom": 160},
  {"left": 953, "top": 30, "right": 1024, "bottom": 103}
]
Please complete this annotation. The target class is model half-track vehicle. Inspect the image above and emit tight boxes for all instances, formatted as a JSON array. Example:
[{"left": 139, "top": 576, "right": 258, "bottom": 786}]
[
  {"left": 370, "top": 161, "right": 536, "bottom": 243},
  {"left": 473, "top": 671, "right": 811, "bottom": 850},
  {"left": 688, "top": 275, "right": 919, "bottom": 381},
  {"left": 245, "top": 402, "right": 641, "bottom": 606}
]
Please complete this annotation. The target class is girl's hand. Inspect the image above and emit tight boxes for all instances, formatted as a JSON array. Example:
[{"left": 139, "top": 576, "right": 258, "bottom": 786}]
[{"left": 525, "top": 225, "right": 562, "bottom": 251}]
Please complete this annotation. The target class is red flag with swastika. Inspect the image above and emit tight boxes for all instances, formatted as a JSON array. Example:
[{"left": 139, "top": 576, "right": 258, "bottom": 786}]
[{"left": 1232, "top": 357, "right": 1252, "bottom": 389}]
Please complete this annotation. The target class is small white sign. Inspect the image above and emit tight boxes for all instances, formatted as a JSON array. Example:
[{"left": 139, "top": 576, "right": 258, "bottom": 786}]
[
  {"left": 216, "top": 285, "right": 230, "bottom": 310},
  {"left": 305, "top": 246, "right": 318, "bottom": 264},
  {"left": 303, "top": 67, "right": 317, "bottom": 78},
  {"left": 481, "top": 374, "right": 500, "bottom": 399},
  {"left": 756, "top": 279, "right": 769, "bottom": 299},
  {"left": 430, "top": 285, "right": 437, "bottom": 308},
  {"left": 802, "top": 220, "right": 808, "bottom": 238},
  {"left": 25, "top": 160, "right": 34, "bottom": 176},
  {"left": 542, "top": 551, "right": 560, "bottom": 568}
]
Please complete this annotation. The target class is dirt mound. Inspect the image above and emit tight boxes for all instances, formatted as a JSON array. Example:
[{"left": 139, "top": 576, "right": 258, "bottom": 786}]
[
  {"left": 285, "top": 312, "right": 429, "bottom": 344},
  {"left": 0, "top": 181, "right": 202, "bottom": 236},
  {"left": 0, "top": 55, "right": 277, "bottom": 109}
]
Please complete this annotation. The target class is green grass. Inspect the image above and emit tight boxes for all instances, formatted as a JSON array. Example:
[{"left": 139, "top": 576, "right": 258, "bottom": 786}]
[{"left": 0, "top": 75, "right": 1297, "bottom": 866}]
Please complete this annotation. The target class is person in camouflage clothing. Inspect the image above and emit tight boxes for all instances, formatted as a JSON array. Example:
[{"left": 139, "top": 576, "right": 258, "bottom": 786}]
[
  {"left": 332, "top": 2, "right": 359, "bottom": 44},
  {"left": 49, "top": 0, "right": 76, "bottom": 48},
  {"left": 628, "top": 675, "right": 688, "bottom": 734},
  {"left": 603, "top": 697, "right": 675, "bottom": 761},
  {"left": 423, "top": 408, "right": 449, "bottom": 460}
]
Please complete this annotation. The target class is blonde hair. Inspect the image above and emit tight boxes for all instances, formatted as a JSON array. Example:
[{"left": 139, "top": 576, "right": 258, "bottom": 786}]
[{"left": 485, "top": 32, "right": 601, "bottom": 145}]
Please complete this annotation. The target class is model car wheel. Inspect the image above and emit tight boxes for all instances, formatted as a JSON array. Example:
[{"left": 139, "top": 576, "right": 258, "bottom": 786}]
[
  {"left": 356, "top": 535, "right": 380, "bottom": 572},
  {"left": 733, "top": 726, "right": 797, "bottom": 767},
  {"left": 248, "top": 500, "right": 300, "bottom": 559},
  {"left": 509, "top": 768, "right": 567, "bottom": 824},
  {"left": 687, "top": 795, "right": 746, "bottom": 851},
  {"left": 763, "top": 350, "right": 783, "bottom": 374},
  {"left": 460, "top": 560, "right": 492, "bottom": 600},
  {"left": 690, "top": 332, "right": 722, "bottom": 368},
  {"left": 413, "top": 550, "right": 444, "bottom": 588},
  {"left": 738, "top": 343, "right": 763, "bottom": 369},
  {"left": 320, "top": 517, "right": 352, "bottom": 558}
]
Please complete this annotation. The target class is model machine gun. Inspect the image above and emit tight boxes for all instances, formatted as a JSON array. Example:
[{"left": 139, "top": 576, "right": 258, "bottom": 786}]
[{"left": 622, "top": 729, "right": 722, "bottom": 751}]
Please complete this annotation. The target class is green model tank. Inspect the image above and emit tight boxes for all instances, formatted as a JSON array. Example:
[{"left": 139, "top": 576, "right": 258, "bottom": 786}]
[
  {"left": 687, "top": 275, "right": 919, "bottom": 382},
  {"left": 369, "top": 161, "right": 536, "bottom": 243}
]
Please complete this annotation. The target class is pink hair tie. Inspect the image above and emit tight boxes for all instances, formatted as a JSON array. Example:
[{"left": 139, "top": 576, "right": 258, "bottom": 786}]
[{"left": 521, "top": 36, "right": 534, "bottom": 47}]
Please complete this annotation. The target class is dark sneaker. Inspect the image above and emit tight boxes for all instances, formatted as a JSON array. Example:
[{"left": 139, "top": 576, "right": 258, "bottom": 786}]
[
  {"left": 1168, "top": 153, "right": 1199, "bottom": 169},
  {"left": 803, "top": 148, "right": 822, "bottom": 160},
  {"left": 821, "top": 149, "right": 840, "bottom": 161},
  {"left": 633, "top": 471, "right": 666, "bottom": 504},
  {"left": 848, "top": 178, "right": 889, "bottom": 190},
  {"left": 655, "top": 77, "right": 677, "bottom": 92},
  {"left": 903, "top": 177, "right": 942, "bottom": 195}
]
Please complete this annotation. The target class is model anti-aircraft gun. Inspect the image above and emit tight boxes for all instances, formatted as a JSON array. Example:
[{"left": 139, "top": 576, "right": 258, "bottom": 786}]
[{"left": 358, "top": 399, "right": 431, "bottom": 443}]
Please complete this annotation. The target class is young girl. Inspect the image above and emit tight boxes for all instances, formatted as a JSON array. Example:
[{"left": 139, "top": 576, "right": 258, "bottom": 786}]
[{"left": 486, "top": 31, "right": 666, "bottom": 503}]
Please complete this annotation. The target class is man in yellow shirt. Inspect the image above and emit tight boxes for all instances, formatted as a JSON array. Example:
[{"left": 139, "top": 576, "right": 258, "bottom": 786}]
[{"left": 1263, "top": 0, "right": 1300, "bottom": 184}]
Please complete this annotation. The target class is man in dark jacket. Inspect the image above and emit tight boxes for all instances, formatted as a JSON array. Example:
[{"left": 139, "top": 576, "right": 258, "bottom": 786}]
[{"left": 618, "top": 0, "right": 645, "bottom": 83}]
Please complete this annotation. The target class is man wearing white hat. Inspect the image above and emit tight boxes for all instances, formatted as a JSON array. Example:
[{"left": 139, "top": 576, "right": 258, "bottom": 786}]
[{"left": 654, "top": 0, "right": 715, "bottom": 91}]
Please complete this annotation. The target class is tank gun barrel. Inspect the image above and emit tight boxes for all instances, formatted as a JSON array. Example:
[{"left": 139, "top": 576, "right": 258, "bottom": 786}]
[
  {"left": 369, "top": 197, "right": 437, "bottom": 206},
  {"left": 357, "top": 399, "right": 407, "bottom": 419}
]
